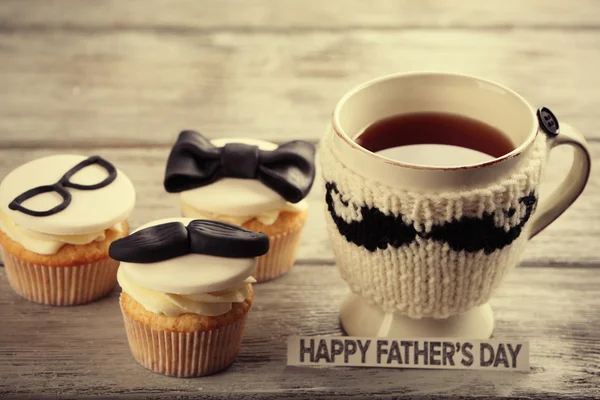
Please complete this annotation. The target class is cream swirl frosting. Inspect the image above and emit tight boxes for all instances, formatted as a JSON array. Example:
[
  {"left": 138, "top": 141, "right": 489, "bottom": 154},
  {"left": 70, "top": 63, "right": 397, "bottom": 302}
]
[
  {"left": 0, "top": 210, "right": 125, "bottom": 255},
  {"left": 181, "top": 198, "right": 308, "bottom": 226},
  {"left": 178, "top": 138, "right": 309, "bottom": 226},
  {"left": 118, "top": 268, "right": 255, "bottom": 317},
  {"left": 116, "top": 217, "right": 257, "bottom": 317}
]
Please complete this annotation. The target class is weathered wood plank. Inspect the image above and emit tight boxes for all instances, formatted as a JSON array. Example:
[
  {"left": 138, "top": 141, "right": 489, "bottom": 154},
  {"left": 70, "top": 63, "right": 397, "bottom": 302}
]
[
  {"left": 0, "top": 30, "right": 598, "bottom": 146},
  {"left": 0, "top": 144, "right": 598, "bottom": 266},
  {"left": 0, "top": 265, "right": 599, "bottom": 399},
  {"left": 0, "top": 0, "right": 598, "bottom": 30}
]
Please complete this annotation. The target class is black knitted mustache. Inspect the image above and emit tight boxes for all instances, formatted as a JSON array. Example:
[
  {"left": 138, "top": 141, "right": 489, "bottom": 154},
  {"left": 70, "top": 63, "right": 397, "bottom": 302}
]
[{"left": 325, "top": 182, "right": 537, "bottom": 254}]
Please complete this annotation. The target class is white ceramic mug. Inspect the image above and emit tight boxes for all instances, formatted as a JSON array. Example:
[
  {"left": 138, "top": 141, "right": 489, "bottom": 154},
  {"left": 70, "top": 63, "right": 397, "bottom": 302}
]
[{"left": 318, "top": 72, "right": 591, "bottom": 338}]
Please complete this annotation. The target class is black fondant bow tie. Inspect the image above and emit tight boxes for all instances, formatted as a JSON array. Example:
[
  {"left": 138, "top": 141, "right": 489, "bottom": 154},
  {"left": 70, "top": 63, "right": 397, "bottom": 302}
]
[
  {"left": 109, "top": 219, "right": 269, "bottom": 263},
  {"left": 163, "top": 130, "right": 316, "bottom": 203}
]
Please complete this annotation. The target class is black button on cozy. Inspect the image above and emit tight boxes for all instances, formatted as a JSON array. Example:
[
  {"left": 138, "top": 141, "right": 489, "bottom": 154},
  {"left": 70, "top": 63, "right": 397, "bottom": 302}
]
[{"left": 537, "top": 107, "right": 560, "bottom": 136}]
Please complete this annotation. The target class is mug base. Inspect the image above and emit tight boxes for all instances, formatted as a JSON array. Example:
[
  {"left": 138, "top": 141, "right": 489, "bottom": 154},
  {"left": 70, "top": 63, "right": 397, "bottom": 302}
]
[{"left": 340, "top": 293, "right": 494, "bottom": 339}]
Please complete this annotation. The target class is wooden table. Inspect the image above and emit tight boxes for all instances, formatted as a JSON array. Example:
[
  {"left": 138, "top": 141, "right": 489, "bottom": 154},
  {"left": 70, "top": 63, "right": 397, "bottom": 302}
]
[{"left": 0, "top": 1, "right": 599, "bottom": 398}]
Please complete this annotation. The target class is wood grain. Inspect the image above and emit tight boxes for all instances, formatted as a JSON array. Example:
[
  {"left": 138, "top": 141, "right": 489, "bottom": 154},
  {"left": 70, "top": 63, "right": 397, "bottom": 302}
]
[
  {"left": 1, "top": 1, "right": 599, "bottom": 397},
  {"left": 0, "top": 0, "right": 599, "bottom": 30},
  {"left": 0, "top": 30, "right": 599, "bottom": 146},
  {"left": 0, "top": 265, "right": 598, "bottom": 399},
  {"left": 0, "top": 144, "right": 598, "bottom": 266}
]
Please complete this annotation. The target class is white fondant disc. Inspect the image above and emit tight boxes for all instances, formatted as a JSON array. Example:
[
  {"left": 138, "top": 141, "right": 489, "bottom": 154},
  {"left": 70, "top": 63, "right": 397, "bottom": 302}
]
[
  {"left": 179, "top": 137, "right": 289, "bottom": 216},
  {"left": 0, "top": 154, "right": 136, "bottom": 235},
  {"left": 118, "top": 218, "right": 257, "bottom": 294}
]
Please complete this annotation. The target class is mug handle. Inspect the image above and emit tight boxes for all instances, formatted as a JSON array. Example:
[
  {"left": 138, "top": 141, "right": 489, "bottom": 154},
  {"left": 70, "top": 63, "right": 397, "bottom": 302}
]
[{"left": 528, "top": 123, "right": 592, "bottom": 238}]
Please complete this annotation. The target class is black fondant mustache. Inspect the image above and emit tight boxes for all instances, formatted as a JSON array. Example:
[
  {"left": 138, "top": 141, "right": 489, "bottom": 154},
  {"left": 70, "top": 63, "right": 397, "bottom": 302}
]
[
  {"left": 325, "top": 182, "right": 537, "bottom": 254},
  {"left": 109, "top": 220, "right": 270, "bottom": 263}
]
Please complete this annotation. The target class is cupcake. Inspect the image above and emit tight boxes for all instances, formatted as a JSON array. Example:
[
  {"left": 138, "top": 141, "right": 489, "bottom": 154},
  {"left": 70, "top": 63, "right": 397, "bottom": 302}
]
[
  {"left": 163, "top": 131, "right": 316, "bottom": 282},
  {"left": 0, "top": 154, "right": 135, "bottom": 305},
  {"left": 109, "top": 218, "right": 269, "bottom": 377}
]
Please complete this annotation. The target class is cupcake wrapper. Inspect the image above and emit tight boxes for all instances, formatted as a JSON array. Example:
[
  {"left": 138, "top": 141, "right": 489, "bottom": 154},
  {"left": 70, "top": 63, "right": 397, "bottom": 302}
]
[
  {"left": 120, "top": 300, "right": 248, "bottom": 377},
  {"left": 1, "top": 248, "right": 118, "bottom": 306},
  {"left": 254, "top": 222, "right": 305, "bottom": 282}
]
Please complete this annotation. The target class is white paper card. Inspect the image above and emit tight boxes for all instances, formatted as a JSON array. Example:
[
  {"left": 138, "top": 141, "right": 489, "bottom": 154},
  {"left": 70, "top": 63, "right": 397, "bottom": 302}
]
[{"left": 287, "top": 336, "right": 529, "bottom": 372}]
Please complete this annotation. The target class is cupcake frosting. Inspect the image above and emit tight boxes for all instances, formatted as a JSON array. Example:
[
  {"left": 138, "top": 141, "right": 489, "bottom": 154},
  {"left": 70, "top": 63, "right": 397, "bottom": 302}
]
[
  {"left": 0, "top": 211, "right": 125, "bottom": 255},
  {"left": 0, "top": 154, "right": 135, "bottom": 254},
  {"left": 117, "top": 267, "right": 255, "bottom": 317},
  {"left": 180, "top": 196, "right": 308, "bottom": 226},
  {"left": 115, "top": 218, "right": 266, "bottom": 317},
  {"left": 167, "top": 136, "right": 314, "bottom": 225}
]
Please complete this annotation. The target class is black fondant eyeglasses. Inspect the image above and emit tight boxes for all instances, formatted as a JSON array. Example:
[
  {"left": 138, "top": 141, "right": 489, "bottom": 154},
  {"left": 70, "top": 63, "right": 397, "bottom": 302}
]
[{"left": 8, "top": 155, "right": 117, "bottom": 217}]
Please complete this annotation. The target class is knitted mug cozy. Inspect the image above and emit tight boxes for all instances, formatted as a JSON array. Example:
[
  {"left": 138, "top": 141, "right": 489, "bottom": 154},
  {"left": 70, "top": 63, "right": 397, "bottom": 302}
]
[{"left": 319, "top": 133, "right": 548, "bottom": 319}]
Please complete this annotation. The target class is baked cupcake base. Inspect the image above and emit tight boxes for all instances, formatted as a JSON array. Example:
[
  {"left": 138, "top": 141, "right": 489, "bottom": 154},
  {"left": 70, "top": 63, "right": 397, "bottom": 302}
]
[
  {"left": 0, "top": 223, "right": 127, "bottom": 306},
  {"left": 181, "top": 209, "right": 308, "bottom": 283},
  {"left": 119, "top": 288, "right": 253, "bottom": 377},
  {"left": 2, "top": 251, "right": 118, "bottom": 306},
  {"left": 244, "top": 210, "right": 307, "bottom": 282},
  {"left": 251, "top": 222, "right": 304, "bottom": 282}
]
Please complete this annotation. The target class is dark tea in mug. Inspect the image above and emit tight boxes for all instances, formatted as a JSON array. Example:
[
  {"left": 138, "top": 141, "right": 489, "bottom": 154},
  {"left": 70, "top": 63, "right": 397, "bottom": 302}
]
[{"left": 355, "top": 112, "right": 516, "bottom": 166}]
